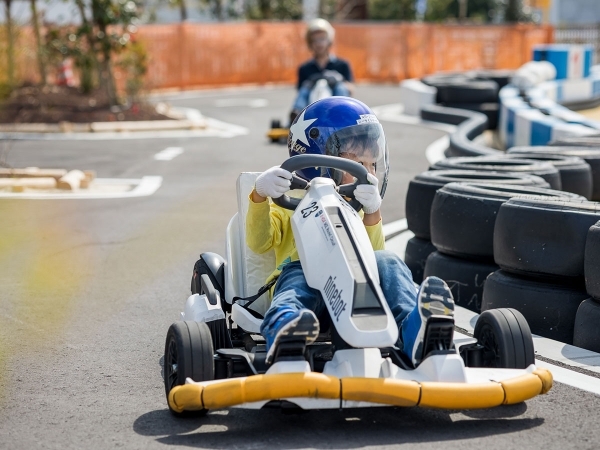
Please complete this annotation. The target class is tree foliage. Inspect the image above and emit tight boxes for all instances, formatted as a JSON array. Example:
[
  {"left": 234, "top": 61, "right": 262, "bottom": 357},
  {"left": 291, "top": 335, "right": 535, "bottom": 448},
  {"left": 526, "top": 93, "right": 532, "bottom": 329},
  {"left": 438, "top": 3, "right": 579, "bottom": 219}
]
[
  {"left": 245, "top": 0, "right": 302, "bottom": 20},
  {"left": 368, "top": 0, "right": 416, "bottom": 20},
  {"left": 45, "top": 0, "right": 142, "bottom": 104}
]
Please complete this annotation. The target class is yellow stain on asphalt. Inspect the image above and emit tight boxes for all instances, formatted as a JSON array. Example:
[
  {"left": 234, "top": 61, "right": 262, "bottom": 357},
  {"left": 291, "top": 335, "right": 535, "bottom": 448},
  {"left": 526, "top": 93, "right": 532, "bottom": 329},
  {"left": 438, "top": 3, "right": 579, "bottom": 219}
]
[{"left": 0, "top": 201, "right": 90, "bottom": 398}]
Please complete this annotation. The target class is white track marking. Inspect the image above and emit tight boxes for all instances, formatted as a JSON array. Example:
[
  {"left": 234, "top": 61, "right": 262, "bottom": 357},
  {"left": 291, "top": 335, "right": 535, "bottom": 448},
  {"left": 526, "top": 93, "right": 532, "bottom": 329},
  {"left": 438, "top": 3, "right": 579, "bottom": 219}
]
[
  {"left": 0, "top": 176, "right": 162, "bottom": 200},
  {"left": 214, "top": 98, "right": 268, "bottom": 108},
  {"left": 535, "top": 360, "right": 600, "bottom": 396},
  {"left": 385, "top": 229, "right": 414, "bottom": 261},
  {"left": 381, "top": 218, "right": 407, "bottom": 237},
  {"left": 154, "top": 147, "right": 184, "bottom": 161},
  {"left": 0, "top": 107, "right": 248, "bottom": 141},
  {"left": 425, "top": 135, "right": 449, "bottom": 164},
  {"left": 372, "top": 103, "right": 457, "bottom": 133}
]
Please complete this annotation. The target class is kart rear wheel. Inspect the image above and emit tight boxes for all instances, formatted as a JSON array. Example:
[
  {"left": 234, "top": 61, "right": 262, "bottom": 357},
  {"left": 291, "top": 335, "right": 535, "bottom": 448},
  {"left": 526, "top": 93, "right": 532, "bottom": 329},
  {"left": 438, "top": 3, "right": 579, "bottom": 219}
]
[
  {"left": 164, "top": 321, "right": 214, "bottom": 416},
  {"left": 474, "top": 308, "right": 535, "bottom": 369}
]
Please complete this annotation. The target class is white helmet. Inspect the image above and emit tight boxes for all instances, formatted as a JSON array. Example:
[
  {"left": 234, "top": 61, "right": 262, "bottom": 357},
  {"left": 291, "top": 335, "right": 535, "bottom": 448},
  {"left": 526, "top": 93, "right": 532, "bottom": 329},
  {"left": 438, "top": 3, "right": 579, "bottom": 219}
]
[{"left": 305, "top": 18, "right": 335, "bottom": 46}]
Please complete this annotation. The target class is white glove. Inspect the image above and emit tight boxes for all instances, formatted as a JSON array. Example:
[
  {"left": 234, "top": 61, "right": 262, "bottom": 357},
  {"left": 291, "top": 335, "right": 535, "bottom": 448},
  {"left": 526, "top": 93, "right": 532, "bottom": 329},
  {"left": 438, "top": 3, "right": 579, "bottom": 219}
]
[
  {"left": 354, "top": 173, "right": 381, "bottom": 214},
  {"left": 255, "top": 166, "right": 292, "bottom": 199}
]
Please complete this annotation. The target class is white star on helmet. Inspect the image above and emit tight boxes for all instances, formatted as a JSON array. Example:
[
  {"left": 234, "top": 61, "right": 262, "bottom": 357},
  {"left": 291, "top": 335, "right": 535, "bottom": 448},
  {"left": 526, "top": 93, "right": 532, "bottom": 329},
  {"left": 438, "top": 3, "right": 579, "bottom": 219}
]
[{"left": 290, "top": 110, "right": 317, "bottom": 147}]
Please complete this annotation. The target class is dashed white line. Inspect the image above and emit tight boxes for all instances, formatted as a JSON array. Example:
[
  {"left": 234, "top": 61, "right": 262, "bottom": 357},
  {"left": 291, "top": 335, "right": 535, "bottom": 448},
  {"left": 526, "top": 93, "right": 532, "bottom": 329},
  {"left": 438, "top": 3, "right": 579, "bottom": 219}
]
[{"left": 154, "top": 147, "right": 184, "bottom": 161}]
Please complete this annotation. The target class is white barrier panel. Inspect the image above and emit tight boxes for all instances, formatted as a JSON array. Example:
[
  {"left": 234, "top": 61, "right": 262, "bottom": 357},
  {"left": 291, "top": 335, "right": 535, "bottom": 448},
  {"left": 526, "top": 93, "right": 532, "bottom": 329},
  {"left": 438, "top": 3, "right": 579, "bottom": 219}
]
[
  {"left": 533, "top": 44, "right": 593, "bottom": 80},
  {"left": 499, "top": 79, "right": 600, "bottom": 149},
  {"left": 399, "top": 79, "right": 437, "bottom": 116}
]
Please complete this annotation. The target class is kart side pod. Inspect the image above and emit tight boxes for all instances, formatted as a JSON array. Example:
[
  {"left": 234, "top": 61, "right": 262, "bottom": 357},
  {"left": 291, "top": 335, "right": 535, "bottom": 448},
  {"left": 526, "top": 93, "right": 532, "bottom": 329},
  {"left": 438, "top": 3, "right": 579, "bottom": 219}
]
[{"left": 168, "top": 369, "right": 553, "bottom": 413}]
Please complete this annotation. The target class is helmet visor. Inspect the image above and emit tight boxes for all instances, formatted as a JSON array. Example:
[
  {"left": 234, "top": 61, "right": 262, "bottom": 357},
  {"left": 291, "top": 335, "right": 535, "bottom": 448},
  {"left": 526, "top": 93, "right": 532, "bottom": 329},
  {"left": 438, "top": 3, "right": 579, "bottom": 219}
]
[{"left": 321, "top": 122, "right": 389, "bottom": 198}]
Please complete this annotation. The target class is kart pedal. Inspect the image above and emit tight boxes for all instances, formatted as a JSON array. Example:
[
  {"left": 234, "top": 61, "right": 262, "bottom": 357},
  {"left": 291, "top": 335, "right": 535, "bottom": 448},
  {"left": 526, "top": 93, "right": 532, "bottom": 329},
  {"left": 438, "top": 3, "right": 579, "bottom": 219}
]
[
  {"left": 422, "top": 317, "right": 455, "bottom": 359},
  {"left": 266, "top": 310, "right": 319, "bottom": 365},
  {"left": 272, "top": 340, "right": 309, "bottom": 364}
]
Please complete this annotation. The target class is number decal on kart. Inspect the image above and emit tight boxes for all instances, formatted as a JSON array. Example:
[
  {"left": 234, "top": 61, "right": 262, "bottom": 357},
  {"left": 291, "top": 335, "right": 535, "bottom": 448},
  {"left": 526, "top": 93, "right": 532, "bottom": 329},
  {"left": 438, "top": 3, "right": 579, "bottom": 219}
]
[{"left": 301, "top": 201, "right": 318, "bottom": 218}]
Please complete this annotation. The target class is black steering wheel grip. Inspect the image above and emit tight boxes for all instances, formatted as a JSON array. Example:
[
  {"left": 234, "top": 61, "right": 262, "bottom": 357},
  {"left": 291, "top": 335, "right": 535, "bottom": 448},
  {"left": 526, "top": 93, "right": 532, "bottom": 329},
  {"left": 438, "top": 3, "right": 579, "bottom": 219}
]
[{"left": 273, "top": 154, "right": 369, "bottom": 211}]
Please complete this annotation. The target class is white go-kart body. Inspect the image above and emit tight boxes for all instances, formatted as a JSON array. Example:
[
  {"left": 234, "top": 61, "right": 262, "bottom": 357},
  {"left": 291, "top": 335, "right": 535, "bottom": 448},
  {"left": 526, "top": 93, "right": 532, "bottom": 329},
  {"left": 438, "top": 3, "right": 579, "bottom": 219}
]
[{"left": 167, "top": 156, "right": 552, "bottom": 414}]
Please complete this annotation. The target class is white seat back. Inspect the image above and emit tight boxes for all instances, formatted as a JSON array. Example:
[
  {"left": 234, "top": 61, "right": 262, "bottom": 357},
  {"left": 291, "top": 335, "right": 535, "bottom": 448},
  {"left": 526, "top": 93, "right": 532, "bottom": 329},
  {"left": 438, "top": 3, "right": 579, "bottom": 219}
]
[{"left": 224, "top": 173, "right": 275, "bottom": 317}]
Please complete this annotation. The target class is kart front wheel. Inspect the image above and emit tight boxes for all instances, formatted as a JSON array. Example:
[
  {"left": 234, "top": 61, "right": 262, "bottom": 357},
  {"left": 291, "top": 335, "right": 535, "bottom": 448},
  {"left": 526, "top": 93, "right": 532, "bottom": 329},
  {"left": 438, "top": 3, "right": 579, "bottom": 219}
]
[
  {"left": 164, "top": 321, "right": 214, "bottom": 416},
  {"left": 474, "top": 308, "right": 535, "bottom": 369}
]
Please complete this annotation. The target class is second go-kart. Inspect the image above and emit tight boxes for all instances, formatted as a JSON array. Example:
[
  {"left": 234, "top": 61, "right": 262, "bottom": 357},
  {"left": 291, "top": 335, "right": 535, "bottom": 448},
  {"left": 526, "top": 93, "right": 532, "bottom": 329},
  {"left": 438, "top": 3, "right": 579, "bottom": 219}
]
[
  {"left": 164, "top": 154, "right": 552, "bottom": 415},
  {"left": 267, "top": 72, "right": 344, "bottom": 143}
]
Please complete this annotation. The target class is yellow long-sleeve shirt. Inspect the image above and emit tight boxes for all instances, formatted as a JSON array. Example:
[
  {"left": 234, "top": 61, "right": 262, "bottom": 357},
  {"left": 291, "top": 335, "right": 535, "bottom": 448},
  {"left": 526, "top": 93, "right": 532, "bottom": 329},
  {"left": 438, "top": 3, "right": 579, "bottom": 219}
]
[{"left": 246, "top": 193, "right": 385, "bottom": 284}]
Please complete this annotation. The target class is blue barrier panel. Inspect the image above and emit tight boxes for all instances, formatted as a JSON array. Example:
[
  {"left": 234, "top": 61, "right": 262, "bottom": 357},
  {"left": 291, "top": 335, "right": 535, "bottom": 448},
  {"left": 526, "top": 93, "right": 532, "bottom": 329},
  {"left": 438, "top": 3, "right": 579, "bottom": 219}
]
[{"left": 533, "top": 44, "right": 593, "bottom": 80}]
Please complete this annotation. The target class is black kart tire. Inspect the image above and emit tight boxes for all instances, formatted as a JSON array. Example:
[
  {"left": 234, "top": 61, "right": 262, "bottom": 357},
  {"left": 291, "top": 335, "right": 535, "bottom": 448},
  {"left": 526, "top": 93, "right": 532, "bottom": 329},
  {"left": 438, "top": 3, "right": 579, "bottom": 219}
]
[
  {"left": 482, "top": 270, "right": 588, "bottom": 344},
  {"left": 474, "top": 307, "right": 535, "bottom": 369},
  {"left": 505, "top": 150, "right": 593, "bottom": 199},
  {"left": 404, "top": 237, "right": 437, "bottom": 284},
  {"left": 494, "top": 198, "right": 600, "bottom": 280},
  {"left": 508, "top": 146, "right": 600, "bottom": 201},
  {"left": 585, "top": 221, "right": 600, "bottom": 300},
  {"left": 405, "top": 170, "right": 548, "bottom": 239},
  {"left": 442, "top": 102, "right": 499, "bottom": 130},
  {"left": 436, "top": 80, "right": 499, "bottom": 104},
  {"left": 164, "top": 321, "right": 214, "bottom": 416},
  {"left": 423, "top": 251, "right": 498, "bottom": 313},
  {"left": 573, "top": 299, "right": 600, "bottom": 352},
  {"left": 431, "top": 156, "right": 562, "bottom": 190},
  {"left": 430, "top": 182, "right": 581, "bottom": 261}
]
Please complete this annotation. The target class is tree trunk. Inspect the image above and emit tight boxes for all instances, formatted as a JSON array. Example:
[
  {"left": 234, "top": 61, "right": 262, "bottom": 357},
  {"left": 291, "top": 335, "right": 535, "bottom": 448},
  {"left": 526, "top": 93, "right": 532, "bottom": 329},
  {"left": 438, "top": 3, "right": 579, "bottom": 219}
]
[
  {"left": 458, "top": 0, "right": 467, "bottom": 20},
  {"left": 91, "top": 0, "right": 117, "bottom": 105},
  {"left": 30, "top": 0, "right": 46, "bottom": 85},
  {"left": 74, "top": 0, "right": 97, "bottom": 93},
  {"left": 179, "top": 0, "right": 188, "bottom": 22},
  {"left": 258, "top": 0, "right": 271, "bottom": 19},
  {"left": 214, "top": 0, "right": 223, "bottom": 21},
  {"left": 505, "top": 0, "right": 521, "bottom": 22},
  {"left": 5, "top": 0, "right": 15, "bottom": 86}
]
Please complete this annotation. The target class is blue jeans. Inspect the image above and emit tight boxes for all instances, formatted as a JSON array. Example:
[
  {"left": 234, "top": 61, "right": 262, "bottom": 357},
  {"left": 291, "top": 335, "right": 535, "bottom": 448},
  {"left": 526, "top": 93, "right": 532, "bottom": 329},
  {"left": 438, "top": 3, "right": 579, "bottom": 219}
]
[
  {"left": 260, "top": 250, "right": 418, "bottom": 353},
  {"left": 292, "top": 83, "right": 351, "bottom": 112}
]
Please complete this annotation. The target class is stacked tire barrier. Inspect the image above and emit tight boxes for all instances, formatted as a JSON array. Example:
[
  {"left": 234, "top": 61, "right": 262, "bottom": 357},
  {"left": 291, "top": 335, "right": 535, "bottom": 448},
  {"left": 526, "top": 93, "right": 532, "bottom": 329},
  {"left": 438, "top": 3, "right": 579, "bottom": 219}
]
[
  {"left": 404, "top": 170, "right": 549, "bottom": 285},
  {"left": 411, "top": 49, "right": 600, "bottom": 349},
  {"left": 507, "top": 146, "right": 599, "bottom": 200},
  {"left": 483, "top": 198, "right": 600, "bottom": 344},
  {"left": 421, "top": 70, "right": 511, "bottom": 131},
  {"left": 575, "top": 221, "right": 600, "bottom": 352},
  {"left": 421, "top": 180, "right": 581, "bottom": 313}
]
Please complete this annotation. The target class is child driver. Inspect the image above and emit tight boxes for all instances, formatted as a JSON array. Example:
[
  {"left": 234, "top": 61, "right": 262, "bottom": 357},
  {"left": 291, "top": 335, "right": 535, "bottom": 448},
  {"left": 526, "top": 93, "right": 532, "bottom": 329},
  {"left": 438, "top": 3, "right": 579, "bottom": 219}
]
[{"left": 247, "top": 97, "right": 455, "bottom": 366}]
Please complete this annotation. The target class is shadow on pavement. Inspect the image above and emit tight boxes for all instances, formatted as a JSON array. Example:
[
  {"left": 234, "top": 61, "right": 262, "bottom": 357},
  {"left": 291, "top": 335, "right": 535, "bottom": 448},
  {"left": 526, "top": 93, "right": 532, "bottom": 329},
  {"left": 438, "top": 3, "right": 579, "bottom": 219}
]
[{"left": 133, "top": 404, "right": 543, "bottom": 448}]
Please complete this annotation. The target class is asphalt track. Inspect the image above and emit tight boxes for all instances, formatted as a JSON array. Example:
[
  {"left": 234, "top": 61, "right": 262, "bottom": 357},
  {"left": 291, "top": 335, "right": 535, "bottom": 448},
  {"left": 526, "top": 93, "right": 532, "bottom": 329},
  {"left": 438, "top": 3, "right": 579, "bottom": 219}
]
[{"left": 0, "top": 85, "right": 598, "bottom": 449}]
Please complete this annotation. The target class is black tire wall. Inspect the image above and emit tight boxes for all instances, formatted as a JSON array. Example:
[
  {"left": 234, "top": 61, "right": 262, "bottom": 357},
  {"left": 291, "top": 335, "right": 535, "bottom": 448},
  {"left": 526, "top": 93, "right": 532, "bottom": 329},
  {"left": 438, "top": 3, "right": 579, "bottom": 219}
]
[
  {"left": 482, "top": 270, "right": 588, "bottom": 344},
  {"left": 405, "top": 170, "right": 549, "bottom": 240},
  {"left": 424, "top": 251, "right": 498, "bottom": 313},
  {"left": 494, "top": 198, "right": 600, "bottom": 280},
  {"left": 430, "top": 183, "right": 582, "bottom": 261}
]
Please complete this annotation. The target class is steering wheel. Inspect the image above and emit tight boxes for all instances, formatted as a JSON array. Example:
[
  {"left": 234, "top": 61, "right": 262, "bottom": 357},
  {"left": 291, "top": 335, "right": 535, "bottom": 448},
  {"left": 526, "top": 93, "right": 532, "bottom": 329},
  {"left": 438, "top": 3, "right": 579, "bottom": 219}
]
[{"left": 272, "top": 154, "right": 369, "bottom": 211}]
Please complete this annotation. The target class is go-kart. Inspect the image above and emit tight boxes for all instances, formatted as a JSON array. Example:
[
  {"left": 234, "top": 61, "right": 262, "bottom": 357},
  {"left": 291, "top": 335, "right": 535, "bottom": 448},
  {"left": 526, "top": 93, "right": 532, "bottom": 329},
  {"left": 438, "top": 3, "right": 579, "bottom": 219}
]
[
  {"left": 164, "top": 155, "right": 552, "bottom": 415},
  {"left": 267, "top": 72, "right": 343, "bottom": 143}
]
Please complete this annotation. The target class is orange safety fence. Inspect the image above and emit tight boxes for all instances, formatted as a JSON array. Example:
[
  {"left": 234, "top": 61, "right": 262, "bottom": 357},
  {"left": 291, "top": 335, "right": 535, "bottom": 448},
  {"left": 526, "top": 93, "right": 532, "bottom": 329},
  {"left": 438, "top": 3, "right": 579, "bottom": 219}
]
[
  {"left": 138, "top": 22, "right": 553, "bottom": 89},
  {"left": 1, "top": 22, "right": 553, "bottom": 90}
]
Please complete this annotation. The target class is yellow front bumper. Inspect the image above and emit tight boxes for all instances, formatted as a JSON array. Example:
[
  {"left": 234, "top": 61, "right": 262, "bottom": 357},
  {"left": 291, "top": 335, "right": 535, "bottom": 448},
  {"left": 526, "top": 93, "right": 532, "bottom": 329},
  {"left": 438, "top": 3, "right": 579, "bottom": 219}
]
[
  {"left": 168, "top": 369, "right": 553, "bottom": 413},
  {"left": 267, "top": 128, "right": 289, "bottom": 140}
]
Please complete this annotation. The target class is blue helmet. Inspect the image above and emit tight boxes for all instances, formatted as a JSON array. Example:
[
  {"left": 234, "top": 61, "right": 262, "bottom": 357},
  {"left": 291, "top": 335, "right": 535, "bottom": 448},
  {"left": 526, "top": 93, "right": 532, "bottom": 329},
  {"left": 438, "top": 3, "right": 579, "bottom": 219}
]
[{"left": 288, "top": 97, "right": 389, "bottom": 197}]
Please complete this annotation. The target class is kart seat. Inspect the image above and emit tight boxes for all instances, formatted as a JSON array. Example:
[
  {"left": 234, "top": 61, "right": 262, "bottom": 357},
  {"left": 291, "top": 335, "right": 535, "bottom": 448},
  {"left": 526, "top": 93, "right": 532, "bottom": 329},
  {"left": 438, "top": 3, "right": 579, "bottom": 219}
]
[{"left": 225, "top": 172, "right": 276, "bottom": 333}]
